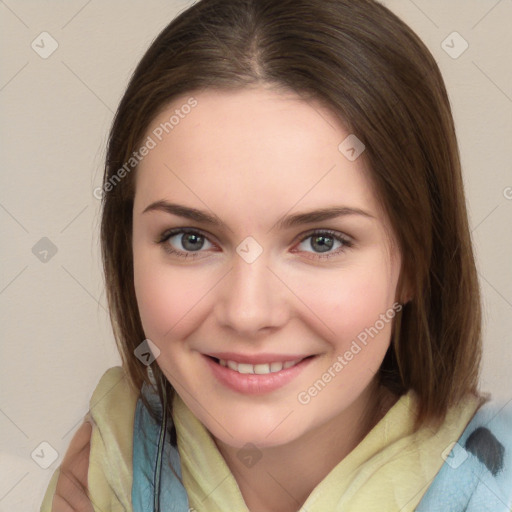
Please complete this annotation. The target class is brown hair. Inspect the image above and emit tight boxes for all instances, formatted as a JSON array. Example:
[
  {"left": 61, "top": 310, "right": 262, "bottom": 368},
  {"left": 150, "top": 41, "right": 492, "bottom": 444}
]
[{"left": 100, "top": 0, "right": 482, "bottom": 437}]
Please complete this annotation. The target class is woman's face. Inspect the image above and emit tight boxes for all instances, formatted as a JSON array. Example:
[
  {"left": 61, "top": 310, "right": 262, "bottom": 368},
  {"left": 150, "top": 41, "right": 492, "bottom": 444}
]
[{"left": 132, "top": 85, "right": 402, "bottom": 449}]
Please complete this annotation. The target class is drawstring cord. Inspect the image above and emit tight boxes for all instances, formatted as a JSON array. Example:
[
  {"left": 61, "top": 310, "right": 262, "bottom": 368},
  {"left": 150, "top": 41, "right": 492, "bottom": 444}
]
[{"left": 153, "top": 377, "right": 168, "bottom": 512}]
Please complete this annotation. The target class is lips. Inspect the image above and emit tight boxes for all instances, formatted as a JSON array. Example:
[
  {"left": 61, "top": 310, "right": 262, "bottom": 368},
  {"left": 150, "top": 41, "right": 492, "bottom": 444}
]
[{"left": 203, "top": 353, "right": 316, "bottom": 395}]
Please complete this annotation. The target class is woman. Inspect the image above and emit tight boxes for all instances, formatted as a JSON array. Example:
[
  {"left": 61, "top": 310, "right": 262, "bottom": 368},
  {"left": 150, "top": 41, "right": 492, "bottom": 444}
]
[{"left": 42, "top": 0, "right": 512, "bottom": 510}]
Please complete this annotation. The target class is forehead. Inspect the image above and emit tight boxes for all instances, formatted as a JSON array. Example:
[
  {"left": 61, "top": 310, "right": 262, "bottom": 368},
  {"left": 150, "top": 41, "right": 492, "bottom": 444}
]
[{"left": 134, "top": 86, "right": 380, "bottom": 220}]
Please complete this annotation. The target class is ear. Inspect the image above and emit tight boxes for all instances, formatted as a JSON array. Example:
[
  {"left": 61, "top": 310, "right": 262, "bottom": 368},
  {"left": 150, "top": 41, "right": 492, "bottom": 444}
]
[
  {"left": 401, "top": 289, "right": 413, "bottom": 305},
  {"left": 397, "top": 271, "right": 414, "bottom": 305}
]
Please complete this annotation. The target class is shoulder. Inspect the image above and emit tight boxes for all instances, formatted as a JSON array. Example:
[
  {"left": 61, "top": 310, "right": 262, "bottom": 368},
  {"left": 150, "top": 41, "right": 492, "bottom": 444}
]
[
  {"left": 88, "top": 366, "right": 139, "bottom": 510},
  {"left": 89, "top": 365, "right": 139, "bottom": 423},
  {"left": 40, "top": 366, "right": 139, "bottom": 512},
  {"left": 459, "top": 397, "right": 512, "bottom": 478},
  {"left": 416, "top": 397, "right": 512, "bottom": 512},
  {"left": 88, "top": 364, "right": 139, "bottom": 462}
]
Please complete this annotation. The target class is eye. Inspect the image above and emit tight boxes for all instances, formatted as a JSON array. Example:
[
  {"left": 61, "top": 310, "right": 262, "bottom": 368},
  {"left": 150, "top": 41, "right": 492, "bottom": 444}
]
[
  {"left": 294, "top": 229, "right": 353, "bottom": 259},
  {"left": 156, "top": 227, "right": 353, "bottom": 260},
  {"left": 157, "top": 228, "right": 214, "bottom": 258}
]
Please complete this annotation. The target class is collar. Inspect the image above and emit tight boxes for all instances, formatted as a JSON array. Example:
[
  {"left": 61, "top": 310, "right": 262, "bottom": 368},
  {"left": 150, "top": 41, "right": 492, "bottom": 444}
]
[{"left": 132, "top": 381, "right": 482, "bottom": 511}]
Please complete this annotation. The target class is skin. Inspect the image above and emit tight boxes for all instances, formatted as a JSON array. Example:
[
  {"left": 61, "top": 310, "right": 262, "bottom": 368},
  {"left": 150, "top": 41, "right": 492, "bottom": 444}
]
[
  {"left": 130, "top": 85, "right": 404, "bottom": 512},
  {"left": 52, "top": 418, "right": 93, "bottom": 512}
]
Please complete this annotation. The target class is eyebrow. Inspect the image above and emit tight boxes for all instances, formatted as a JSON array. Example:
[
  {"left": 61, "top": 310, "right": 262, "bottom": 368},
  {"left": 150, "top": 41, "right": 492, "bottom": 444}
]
[{"left": 142, "top": 200, "right": 374, "bottom": 230}]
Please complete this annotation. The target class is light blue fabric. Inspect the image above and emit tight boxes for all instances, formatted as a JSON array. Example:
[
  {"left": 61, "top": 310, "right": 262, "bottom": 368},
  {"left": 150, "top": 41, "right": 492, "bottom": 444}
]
[
  {"left": 132, "top": 382, "right": 191, "bottom": 512},
  {"left": 416, "top": 399, "right": 512, "bottom": 511}
]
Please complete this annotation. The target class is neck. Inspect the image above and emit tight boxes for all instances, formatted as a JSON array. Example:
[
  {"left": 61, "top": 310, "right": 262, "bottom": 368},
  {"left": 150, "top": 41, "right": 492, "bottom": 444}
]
[{"left": 214, "top": 380, "right": 397, "bottom": 512}]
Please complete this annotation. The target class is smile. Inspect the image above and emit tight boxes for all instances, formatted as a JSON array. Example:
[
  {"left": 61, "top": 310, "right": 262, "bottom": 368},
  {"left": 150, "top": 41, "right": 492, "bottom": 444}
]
[{"left": 204, "top": 354, "right": 316, "bottom": 395}]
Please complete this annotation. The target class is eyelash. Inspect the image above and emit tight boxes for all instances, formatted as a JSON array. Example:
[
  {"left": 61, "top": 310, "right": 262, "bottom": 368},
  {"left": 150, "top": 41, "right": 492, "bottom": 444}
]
[{"left": 156, "top": 228, "right": 354, "bottom": 261}]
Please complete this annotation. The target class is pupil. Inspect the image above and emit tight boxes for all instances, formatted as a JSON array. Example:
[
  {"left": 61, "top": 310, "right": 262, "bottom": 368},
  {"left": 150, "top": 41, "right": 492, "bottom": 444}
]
[
  {"left": 182, "top": 233, "right": 203, "bottom": 251},
  {"left": 312, "top": 235, "right": 333, "bottom": 253}
]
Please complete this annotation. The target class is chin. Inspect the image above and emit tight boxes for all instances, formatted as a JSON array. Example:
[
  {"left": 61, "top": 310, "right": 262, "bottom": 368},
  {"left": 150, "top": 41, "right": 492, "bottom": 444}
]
[{"left": 206, "top": 415, "right": 305, "bottom": 450}]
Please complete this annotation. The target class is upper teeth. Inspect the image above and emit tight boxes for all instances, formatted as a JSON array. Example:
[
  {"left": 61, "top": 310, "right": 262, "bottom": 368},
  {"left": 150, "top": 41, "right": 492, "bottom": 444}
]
[{"left": 219, "top": 359, "right": 302, "bottom": 374}]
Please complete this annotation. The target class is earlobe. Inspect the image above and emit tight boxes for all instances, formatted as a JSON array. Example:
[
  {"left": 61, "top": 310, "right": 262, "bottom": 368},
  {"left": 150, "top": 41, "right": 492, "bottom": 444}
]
[
  {"left": 397, "top": 274, "right": 414, "bottom": 306},
  {"left": 400, "top": 292, "right": 413, "bottom": 306},
  {"left": 400, "top": 290, "right": 413, "bottom": 305}
]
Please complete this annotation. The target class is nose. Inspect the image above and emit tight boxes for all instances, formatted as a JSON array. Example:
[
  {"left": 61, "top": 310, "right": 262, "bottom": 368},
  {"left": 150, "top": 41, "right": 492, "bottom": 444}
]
[{"left": 214, "top": 251, "right": 290, "bottom": 337}]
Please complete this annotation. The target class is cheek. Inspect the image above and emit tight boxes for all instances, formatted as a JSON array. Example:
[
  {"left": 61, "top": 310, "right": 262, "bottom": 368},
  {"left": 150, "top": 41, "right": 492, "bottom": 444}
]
[
  {"left": 293, "top": 256, "right": 399, "bottom": 392},
  {"left": 298, "top": 263, "right": 397, "bottom": 340},
  {"left": 133, "top": 249, "right": 209, "bottom": 341}
]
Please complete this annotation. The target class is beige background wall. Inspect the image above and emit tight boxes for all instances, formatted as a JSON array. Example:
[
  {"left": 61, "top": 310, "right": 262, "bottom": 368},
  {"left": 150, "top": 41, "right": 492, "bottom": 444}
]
[{"left": 0, "top": 0, "right": 511, "bottom": 509}]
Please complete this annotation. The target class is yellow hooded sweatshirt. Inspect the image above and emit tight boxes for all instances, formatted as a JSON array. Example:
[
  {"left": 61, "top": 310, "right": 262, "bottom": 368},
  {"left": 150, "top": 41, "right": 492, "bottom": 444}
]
[{"left": 40, "top": 366, "right": 482, "bottom": 511}]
